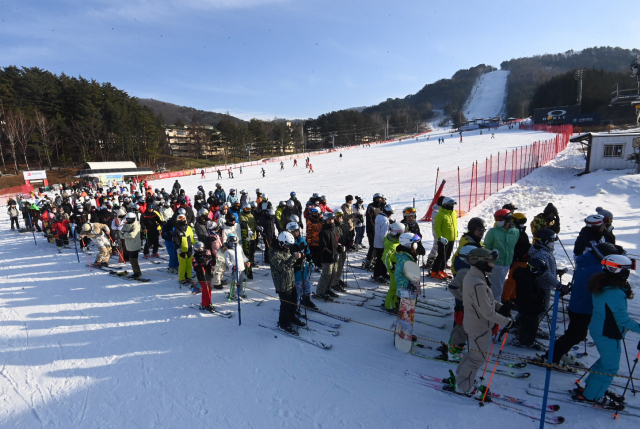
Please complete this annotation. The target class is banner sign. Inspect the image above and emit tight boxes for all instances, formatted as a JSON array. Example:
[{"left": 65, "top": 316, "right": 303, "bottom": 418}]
[
  {"left": 23, "top": 170, "right": 47, "bottom": 180},
  {"left": 533, "top": 105, "right": 581, "bottom": 124}
]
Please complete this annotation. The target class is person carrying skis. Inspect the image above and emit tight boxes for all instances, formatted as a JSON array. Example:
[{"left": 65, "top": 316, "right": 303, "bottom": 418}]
[
  {"left": 270, "top": 231, "right": 304, "bottom": 334},
  {"left": 574, "top": 254, "right": 640, "bottom": 410},
  {"left": 445, "top": 247, "right": 512, "bottom": 397},
  {"left": 431, "top": 197, "right": 457, "bottom": 280},
  {"left": 286, "top": 221, "right": 317, "bottom": 310},
  {"left": 174, "top": 213, "right": 195, "bottom": 285},
  {"left": 382, "top": 222, "right": 406, "bottom": 313},
  {"left": 79, "top": 221, "right": 112, "bottom": 267},
  {"left": 483, "top": 209, "right": 519, "bottom": 300}
]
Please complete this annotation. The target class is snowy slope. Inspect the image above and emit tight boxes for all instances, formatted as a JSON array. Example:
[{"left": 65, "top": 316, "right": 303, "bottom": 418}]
[
  {"left": 2, "top": 131, "right": 640, "bottom": 428},
  {"left": 463, "top": 70, "right": 510, "bottom": 120}
]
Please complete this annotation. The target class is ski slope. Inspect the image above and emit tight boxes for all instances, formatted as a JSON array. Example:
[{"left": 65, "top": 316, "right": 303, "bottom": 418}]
[
  {"left": 463, "top": 70, "right": 510, "bottom": 120},
  {"left": 2, "top": 130, "right": 640, "bottom": 428}
]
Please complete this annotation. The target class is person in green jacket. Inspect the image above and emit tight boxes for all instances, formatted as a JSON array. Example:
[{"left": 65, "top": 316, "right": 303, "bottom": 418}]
[
  {"left": 395, "top": 232, "right": 421, "bottom": 294},
  {"left": 383, "top": 222, "right": 406, "bottom": 313},
  {"left": 275, "top": 201, "right": 285, "bottom": 233},
  {"left": 239, "top": 204, "right": 258, "bottom": 278},
  {"left": 431, "top": 197, "right": 458, "bottom": 279},
  {"left": 483, "top": 209, "right": 520, "bottom": 300}
]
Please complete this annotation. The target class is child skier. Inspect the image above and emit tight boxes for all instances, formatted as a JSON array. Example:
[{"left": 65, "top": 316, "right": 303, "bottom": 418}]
[
  {"left": 286, "top": 221, "right": 317, "bottom": 310},
  {"left": 512, "top": 258, "right": 548, "bottom": 349},
  {"left": 192, "top": 241, "right": 216, "bottom": 310}
]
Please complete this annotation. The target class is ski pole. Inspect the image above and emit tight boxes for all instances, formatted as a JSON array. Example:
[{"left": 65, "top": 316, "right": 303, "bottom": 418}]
[
  {"left": 109, "top": 236, "right": 125, "bottom": 263},
  {"left": 556, "top": 237, "right": 575, "bottom": 271},
  {"left": 622, "top": 338, "right": 637, "bottom": 395},
  {"left": 421, "top": 255, "right": 426, "bottom": 298},
  {"left": 621, "top": 342, "right": 640, "bottom": 400},
  {"left": 234, "top": 241, "right": 241, "bottom": 326},
  {"left": 72, "top": 225, "right": 80, "bottom": 263},
  {"left": 538, "top": 287, "right": 562, "bottom": 428},
  {"left": 479, "top": 333, "right": 497, "bottom": 383},
  {"left": 346, "top": 253, "right": 362, "bottom": 292},
  {"left": 28, "top": 213, "right": 37, "bottom": 245},
  {"left": 481, "top": 330, "right": 509, "bottom": 406}
]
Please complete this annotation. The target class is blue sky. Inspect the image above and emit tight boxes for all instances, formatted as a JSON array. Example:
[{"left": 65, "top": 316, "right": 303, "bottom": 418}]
[{"left": 1, "top": 0, "right": 637, "bottom": 120}]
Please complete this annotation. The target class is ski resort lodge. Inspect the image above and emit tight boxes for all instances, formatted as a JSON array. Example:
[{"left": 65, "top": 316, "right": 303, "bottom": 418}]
[{"left": 571, "top": 132, "right": 640, "bottom": 174}]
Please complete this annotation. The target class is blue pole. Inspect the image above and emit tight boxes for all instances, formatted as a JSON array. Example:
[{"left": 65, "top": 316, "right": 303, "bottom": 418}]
[
  {"left": 539, "top": 288, "right": 561, "bottom": 428},
  {"left": 234, "top": 241, "right": 242, "bottom": 326},
  {"left": 71, "top": 224, "right": 80, "bottom": 263},
  {"left": 27, "top": 213, "right": 37, "bottom": 245}
]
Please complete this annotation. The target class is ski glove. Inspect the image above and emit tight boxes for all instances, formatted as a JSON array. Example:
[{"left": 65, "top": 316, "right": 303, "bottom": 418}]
[
  {"left": 497, "top": 305, "right": 511, "bottom": 318},
  {"left": 337, "top": 245, "right": 345, "bottom": 254},
  {"left": 438, "top": 237, "right": 448, "bottom": 245}
]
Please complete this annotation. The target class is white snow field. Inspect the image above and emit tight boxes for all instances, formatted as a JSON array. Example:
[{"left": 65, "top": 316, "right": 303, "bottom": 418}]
[
  {"left": 2, "top": 130, "right": 640, "bottom": 429},
  {"left": 463, "top": 70, "right": 510, "bottom": 120}
]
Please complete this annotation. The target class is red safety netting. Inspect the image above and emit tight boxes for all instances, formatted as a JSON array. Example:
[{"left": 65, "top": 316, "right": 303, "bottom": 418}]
[
  {"left": 0, "top": 184, "right": 35, "bottom": 205},
  {"left": 421, "top": 125, "right": 573, "bottom": 221}
]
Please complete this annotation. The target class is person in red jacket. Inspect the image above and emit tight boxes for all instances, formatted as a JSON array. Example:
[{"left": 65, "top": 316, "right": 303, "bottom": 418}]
[{"left": 51, "top": 214, "right": 71, "bottom": 252}]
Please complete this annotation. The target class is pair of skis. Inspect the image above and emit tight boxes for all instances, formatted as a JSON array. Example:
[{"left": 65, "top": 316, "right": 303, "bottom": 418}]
[{"left": 409, "top": 350, "right": 530, "bottom": 378}]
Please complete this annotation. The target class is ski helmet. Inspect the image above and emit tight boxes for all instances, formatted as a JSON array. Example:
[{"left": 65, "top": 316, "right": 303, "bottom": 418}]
[
  {"left": 176, "top": 214, "right": 187, "bottom": 224},
  {"left": 403, "top": 207, "right": 417, "bottom": 218},
  {"left": 226, "top": 233, "right": 238, "bottom": 245},
  {"left": 290, "top": 214, "right": 300, "bottom": 223},
  {"left": 591, "top": 242, "right": 625, "bottom": 260},
  {"left": 250, "top": 201, "right": 257, "bottom": 209},
  {"left": 242, "top": 203, "right": 251, "bottom": 212},
  {"left": 286, "top": 200, "right": 294, "bottom": 209},
  {"left": 335, "top": 210, "right": 344, "bottom": 217},
  {"left": 229, "top": 189, "right": 235, "bottom": 194},
  {"left": 511, "top": 213, "right": 527, "bottom": 226},
  {"left": 290, "top": 191, "right": 296, "bottom": 197},
  {"left": 267, "top": 208, "right": 275, "bottom": 217},
  {"left": 279, "top": 201, "right": 286, "bottom": 208},
  {"left": 209, "top": 191, "right": 214, "bottom": 196},
  {"left": 286, "top": 221, "right": 300, "bottom": 231},
  {"left": 442, "top": 197, "right": 457, "bottom": 206},
  {"left": 164, "top": 200, "right": 171, "bottom": 207},
  {"left": 388, "top": 222, "right": 406, "bottom": 237},
  {"left": 467, "top": 217, "right": 486, "bottom": 232},
  {"left": 602, "top": 254, "right": 636, "bottom": 279},
  {"left": 256, "top": 188, "right": 261, "bottom": 194},
  {"left": 117, "top": 208, "right": 126, "bottom": 217},
  {"left": 194, "top": 241, "right": 205, "bottom": 252},
  {"left": 373, "top": 192, "right": 381, "bottom": 200},
  {"left": 399, "top": 232, "right": 421, "bottom": 248},
  {"left": 178, "top": 208, "right": 186, "bottom": 215},
  {"left": 467, "top": 248, "right": 499, "bottom": 272},
  {"left": 216, "top": 183, "right": 221, "bottom": 188},
  {"left": 262, "top": 193, "right": 268, "bottom": 201},
  {"left": 323, "top": 212, "right": 335, "bottom": 221},
  {"left": 278, "top": 231, "right": 295, "bottom": 247},
  {"left": 528, "top": 258, "right": 548, "bottom": 276},
  {"left": 125, "top": 212, "right": 136, "bottom": 223},
  {"left": 494, "top": 209, "right": 512, "bottom": 222},
  {"left": 535, "top": 228, "right": 558, "bottom": 246},
  {"left": 198, "top": 208, "right": 209, "bottom": 217},
  {"left": 585, "top": 214, "right": 605, "bottom": 227},
  {"left": 458, "top": 244, "right": 478, "bottom": 260},
  {"left": 240, "top": 189, "right": 247, "bottom": 194},
  {"left": 225, "top": 212, "right": 236, "bottom": 226},
  {"left": 383, "top": 204, "right": 394, "bottom": 215},
  {"left": 310, "top": 207, "right": 321, "bottom": 217}
]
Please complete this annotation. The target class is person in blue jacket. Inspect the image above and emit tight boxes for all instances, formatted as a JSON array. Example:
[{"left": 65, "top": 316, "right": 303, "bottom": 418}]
[
  {"left": 286, "top": 221, "right": 318, "bottom": 311},
  {"left": 575, "top": 254, "right": 640, "bottom": 409},
  {"left": 549, "top": 242, "right": 626, "bottom": 364},
  {"left": 161, "top": 218, "right": 178, "bottom": 273}
]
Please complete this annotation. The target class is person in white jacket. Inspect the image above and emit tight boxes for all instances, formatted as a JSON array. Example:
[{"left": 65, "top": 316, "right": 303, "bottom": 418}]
[
  {"left": 159, "top": 201, "right": 174, "bottom": 223},
  {"left": 373, "top": 204, "right": 394, "bottom": 281},
  {"left": 222, "top": 234, "right": 247, "bottom": 299}
]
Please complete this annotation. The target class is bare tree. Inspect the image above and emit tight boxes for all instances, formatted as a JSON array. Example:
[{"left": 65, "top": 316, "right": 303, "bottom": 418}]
[
  {"left": 34, "top": 110, "right": 58, "bottom": 170},
  {"left": 0, "top": 100, "right": 9, "bottom": 173},
  {"left": 3, "top": 110, "right": 23, "bottom": 172},
  {"left": 13, "top": 111, "right": 35, "bottom": 171}
]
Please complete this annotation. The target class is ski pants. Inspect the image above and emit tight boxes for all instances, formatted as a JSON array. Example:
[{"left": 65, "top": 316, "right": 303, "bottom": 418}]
[
  {"left": 501, "top": 262, "right": 526, "bottom": 303},
  {"left": 366, "top": 233, "right": 375, "bottom": 262},
  {"left": 309, "top": 245, "right": 322, "bottom": 269},
  {"left": 120, "top": 239, "right": 130, "bottom": 262},
  {"left": 456, "top": 327, "right": 493, "bottom": 393},
  {"left": 10, "top": 217, "right": 19, "bottom": 229},
  {"left": 316, "top": 261, "right": 337, "bottom": 295},
  {"left": 295, "top": 266, "right": 311, "bottom": 298},
  {"left": 518, "top": 310, "right": 541, "bottom": 346},
  {"left": 537, "top": 289, "right": 552, "bottom": 324},
  {"left": 165, "top": 240, "right": 179, "bottom": 269},
  {"left": 178, "top": 252, "right": 192, "bottom": 281},
  {"left": 212, "top": 254, "right": 226, "bottom": 285},
  {"left": 331, "top": 252, "right": 346, "bottom": 288},
  {"left": 432, "top": 241, "right": 454, "bottom": 273},
  {"left": 55, "top": 234, "right": 70, "bottom": 248},
  {"left": 355, "top": 226, "right": 365, "bottom": 246},
  {"left": 373, "top": 247, "right": 386, "bottom": 278},
  {"left": 489, "top": 264, "right": 510, "bottom": 301},
  {"left": 385, "top": 270, "right": 399, "bottom": 309},
  {"left": 128, "top": 250, "right": 141, "bottom": 275},
  {"left": 278, "top": 287, "right": 297, "bottom": 327},
  {"left": 552, "top": 311, "right": 591, "bottom": 364},
  {"left": 428, "top": 225, "right": 438, "bottom": 260},
  {"left": 583, "top": 333, "right": 621, "bottom": 401},
  {"left": 450, "top": 323, "right": 468, "bottom": 349},
  {"left": 230, "top": 270, "right": 245, "bottom": 297},
  {"left": 95, "top": 246, "right": 111, "bottom": 264},
  {"left": 200, "top": 281, "right": 212, "bottom": 307},
  {"left": 144, "top": 230, "right": 159, "bottom": 255}
]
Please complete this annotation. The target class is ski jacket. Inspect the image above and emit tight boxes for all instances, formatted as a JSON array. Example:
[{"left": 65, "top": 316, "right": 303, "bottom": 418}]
[
  {"left": 513, "top": 227, "right": 531, "bottom": 263},
  {"left": 194, "top": 195, "right": 205, "bottom": 211},
  {"left": 401, "top": 219, "right": 425, "bottom": 256},
  {"left": 462, "top": 266, "right": 510, "bottom": 331},
  {"left": 382, "top": 235, "right": 400, "bottom": 275},
  {"left": 483, "top": 226, "right": 519, "bottom": 267},
  {"left": 394, "top": 247, "right": 417, "bottom": 292},
  {"left": 159, "top": 206, "right": 174, "bottom": 222},
  {"left": 319, "top": 223, "right": 340, "bottom": 264},
  {"left": 269, "top": 247, "right": 297, "bottom": 293},
  {"left": 7, "top": 206, "right": 19, "bottom": 217},
  {"left": 239, "top": 212, "right": 258, "bottom": 242},
  {"left": 568, "top": 251, "right": 602, "bottom": 315},
  {"left": 513, "top": 267, "right": 545, "bottom": 315},
  {"left": 281, "top": 207, "right": 296, "bottom": 230},
  {"left": 374, "top": 213, "right": 390, "bottom": 249},
  {"left": 430, "top": 204, "right": 441, "bottom": 233},
  {"left": 290, "top": 197, "right": 303, "bottom": 219},
  {"left": 52, "top": 219, "right": 70, "bottom": 237},
  {"left": 141, "top": 211, "right": 163, "bottom": 233},
  {"left": 275, "top": 207, "right": 284, "bottom": 230},
  {"left": 224, "top": 244, "right": 245, "bottom": 274},
  {"left": 214, "top": 189, "right": 226, "bottom": 204},
  {"left": 528, "top": 244, "right": 557, "bottom": 290},
  {"left": 173, "top": 224, "right": 195, "bottom": 257},
  {"left": 341, "top": 203, "right": 355, "bottom": 231},
  {"left": 434, "top": 207, "right": 458, "bottom": 242},
  {"left": 239, "top": 194, "right": 249, "bottom": 207},
  {"left": 318, "top": 202, "right": 333, "bottom": 213},
  {"left": 365, "top": 202, "right": 382, "bottom": 235},
  {"left": 120, "top": 221, "right": 142, "bottom": 251},
  {"left": 590, "top": 287, "right": 640, "bottom": 341},
  {"left": 194, "top": 218, "right": 210, "bottom": 243},
  {"left": 531, "top": 213, "right": 559, "bottom": 242},
  {"left": 227, "top": 193, "right": 239, "bottom": 205},
  {"left": 161, "top": 218, "right": 176, "bottom": 242},
  {"left": 292, "top": 236, "right": 311, "bottom": 281},
  {"left": 447, "top": 267, "right": 469, "bottom": 302},
  {"left": 451, "top": 233, "right": 482, "bottom": 276},
  {"left": 80, "top": 222, "right": 111, "bottom": 248},
  {"left": 193, "top": 251, "right": 215, "bottom": 280},
  {"left": 306, "top": 216, "right": 323, "bottom": 247},
  {"left": 573, "top": 226, "right": 611, "bottom": 257},
  {"left": 352, "top": 203, "right": 365, "bottom": 228},
  {"left": 261, "top": 216, "right": 277, "bottom": 241},
  {"left": 222, "top": 222, "right": 242, "bottom": 247}
]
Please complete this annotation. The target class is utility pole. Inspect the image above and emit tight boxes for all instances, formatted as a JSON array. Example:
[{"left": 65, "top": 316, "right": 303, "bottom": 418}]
[
  {"left": 415, "top": 120, "right": 420, "bottom": 134},
  {"left": 330, "top": 131, "right": 338, "bottom": 150},
  {"left": 385, "top": 116, "right": 390, "bottom": 140},
  {"left": 574, "top": 69, "right": 584, "bottom": 112}
]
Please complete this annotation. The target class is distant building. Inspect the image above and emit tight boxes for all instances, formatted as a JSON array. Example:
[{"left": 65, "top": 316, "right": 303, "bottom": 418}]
[
  {"left": 165, "top": 125, "right": 222, "bottom": 158},
  {"left": 571, "top": 132, "right": 640, "bottom": 174}
]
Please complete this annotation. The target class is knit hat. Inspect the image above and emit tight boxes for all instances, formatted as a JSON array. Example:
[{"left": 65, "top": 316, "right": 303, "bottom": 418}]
[
  {"left": 543, "top": 203, "right": 558, "bottom": 215},
  {"left": 595, "top": 207, "right": 613, "bottom": 222},
  {"left": 345, "top": 195, "right": 354, "bottom": 202}
]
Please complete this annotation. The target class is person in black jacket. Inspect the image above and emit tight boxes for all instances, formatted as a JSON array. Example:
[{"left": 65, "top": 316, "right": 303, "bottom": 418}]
[
  {"left": 194, "top": 208, "right": 211, "bottom": 248},
  {"left": 363, "top": 193, "right": 384, "bottom": 269},
  {"left": 315, "top": 212, "right": 341, "bottom": 299},
  {"left": 514, "top": 258, "right": 547, "bottom": 348},
  {"left": 172, "top": 180, "right": 181, "bottom": 194},
  {"left": 400, "top": 207, "right": 426, "bottom": 257},
  {"left": 261, "top": 208, "right": 278, "bottom": 264},
  {"left": 573, "top": 214, "right": 613, "bottom": 259},
  {"left": 289, "top": 191, "right": 303, "bottom": 224},
  {"left": 332, "top": 211, "right": 350, "bottom": 292},
  {"left": 502, "top": 212, "right": 531, "bottom": 304},
  {"left": 141, "top": 204, "right": 163, "bottom": 258}
]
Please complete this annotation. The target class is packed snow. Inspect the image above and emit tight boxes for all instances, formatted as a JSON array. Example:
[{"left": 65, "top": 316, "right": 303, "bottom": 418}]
[
  {"left": 463, "top": 70, "right": 510, "bottom": 120},
  {"left": 1, "top": 128, "right": 640, "bottom": 428}
]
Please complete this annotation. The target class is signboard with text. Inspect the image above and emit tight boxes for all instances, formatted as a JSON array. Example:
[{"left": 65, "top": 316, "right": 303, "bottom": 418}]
[{"left": 23, "top": 170, "right": 47, "bottom": 181}]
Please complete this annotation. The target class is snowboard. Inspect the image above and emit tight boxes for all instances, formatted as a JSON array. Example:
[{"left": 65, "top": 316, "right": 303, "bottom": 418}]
[{"left": 394, "top": 260, "right": 420, "bottom": 353}]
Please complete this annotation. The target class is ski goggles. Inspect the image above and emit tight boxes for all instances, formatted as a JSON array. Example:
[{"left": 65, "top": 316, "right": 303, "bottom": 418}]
[
  {"left": 602, "top": 258, "right": 637, "bottom": 271},
  {"left": 403, "top": 207, "right": 417, "bottom": 215},
  {"left": 407, "top": 234, "right": 421, "bottom": 243}
]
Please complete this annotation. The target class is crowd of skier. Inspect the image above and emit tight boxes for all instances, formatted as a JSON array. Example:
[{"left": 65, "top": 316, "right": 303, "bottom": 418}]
[{"left": 4, "top": 176, "right": 639, "bottom": 412}]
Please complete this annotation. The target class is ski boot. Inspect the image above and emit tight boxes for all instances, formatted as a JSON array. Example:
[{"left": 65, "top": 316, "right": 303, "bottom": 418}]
[{"left": 572, "top": 393, "right": 624, "bottom": 410}]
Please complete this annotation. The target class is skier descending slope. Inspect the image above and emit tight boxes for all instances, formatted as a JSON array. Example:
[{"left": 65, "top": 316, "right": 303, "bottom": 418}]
[
  {"left": 573, "top": 254, "right": 640, "bottom": 410},
  {"left": 444, "top": 248, "right": 513, "bottom": 398}
]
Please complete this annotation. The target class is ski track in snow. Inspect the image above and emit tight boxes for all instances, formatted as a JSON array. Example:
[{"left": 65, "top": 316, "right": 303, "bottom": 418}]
[
  {"left": 463, "top": 70, "right": 510, "bottom": 120},
  {"left": 1, "top": 129, "right": 640, "bottom": 428}
]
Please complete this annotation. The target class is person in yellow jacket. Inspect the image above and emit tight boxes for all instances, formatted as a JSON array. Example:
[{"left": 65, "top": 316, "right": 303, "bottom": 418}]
[
  {"left": 431, "top": 197, "right": 458, "bottom": 279},
  {"left": 173, "top": 213, "right": 195, "bottom": 285},
  {"left": 451, "top": 217, "right": 486, "bottom": 276},
  {"left": 383, "top": 222, "right": 406, "bottom": 313}
]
